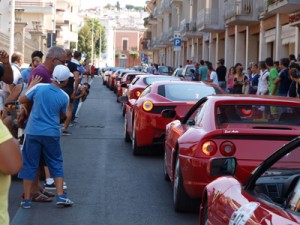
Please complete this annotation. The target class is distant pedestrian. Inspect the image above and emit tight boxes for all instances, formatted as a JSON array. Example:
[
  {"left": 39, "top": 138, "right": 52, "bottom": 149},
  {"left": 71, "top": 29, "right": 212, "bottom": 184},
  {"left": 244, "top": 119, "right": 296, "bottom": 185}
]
[
  {"left": 216, "top": 59, "right": 227, "bottom": 90},
  {"left": 249, "top": 63, "right": 259, "bottom": 94},
  {"left": 288, "top": 63, "right": 300, "bottom": 98},
  {"left": 274, "top": 58, "right": 291, "bottom": 97},
  {"left": 199, "top": 60, "right": 208, "bottom": 82},
  {"left": 206, "top": 63, "right": 219, "bottom": 85},
  {"left": 257, "top": 61, "right": 269, "bottom": 95},
  {"left": 233, "top": 65, "right": 248, "bottom": 94},
  {"left": 266, "top": 57, "right": 278, "bottom": 96},
  {"left": 226, "top": 66, "right": 235, "bottom": 93}
]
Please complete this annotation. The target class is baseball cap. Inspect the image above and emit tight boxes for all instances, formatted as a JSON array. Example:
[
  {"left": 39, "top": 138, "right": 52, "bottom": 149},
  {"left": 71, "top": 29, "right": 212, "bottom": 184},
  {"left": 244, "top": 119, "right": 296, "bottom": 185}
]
[{"left": 52, "top": 65, "right": 72, "bottom": 84}]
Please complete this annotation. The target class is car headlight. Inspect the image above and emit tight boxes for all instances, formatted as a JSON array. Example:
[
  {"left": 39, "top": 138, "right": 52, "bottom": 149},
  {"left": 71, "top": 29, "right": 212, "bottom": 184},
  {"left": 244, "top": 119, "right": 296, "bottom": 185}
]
[
  {"left": 142, "top": 101, "right": 153, "bottom": 112},
  {"left": 136, "top": 91, "right": 141, "bottom": 97}
]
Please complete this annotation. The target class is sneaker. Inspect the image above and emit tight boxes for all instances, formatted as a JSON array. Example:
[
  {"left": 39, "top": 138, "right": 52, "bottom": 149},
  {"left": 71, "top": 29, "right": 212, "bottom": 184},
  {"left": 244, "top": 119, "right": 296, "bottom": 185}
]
[
  {"left": 56, "top": 194, "right": 73, "bottom": 207},
  {"left": 44, "top": 182, "right": 67, "bottom": 190},
  {"left": 62, "top": 130, "right": 72, "bottom": 136},
  {"left": 21, "top": 199, "right": 32, "bottom": 209}
]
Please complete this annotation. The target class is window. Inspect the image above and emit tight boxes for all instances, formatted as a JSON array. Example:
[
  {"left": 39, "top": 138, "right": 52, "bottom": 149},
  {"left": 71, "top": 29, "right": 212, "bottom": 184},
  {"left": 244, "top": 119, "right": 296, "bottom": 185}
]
[{"left": 123, "top": 39, "right": 128, "bottom": 51}]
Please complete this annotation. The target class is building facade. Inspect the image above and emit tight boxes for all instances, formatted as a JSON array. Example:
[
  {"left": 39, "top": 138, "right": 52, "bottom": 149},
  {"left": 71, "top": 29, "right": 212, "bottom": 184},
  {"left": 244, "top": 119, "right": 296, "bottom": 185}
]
[
  {"left": 144, "top": 0, "right": 300, "bottom": 69},
  {"left": 0, "top": 0, "right": 81, "bottom": 63}
]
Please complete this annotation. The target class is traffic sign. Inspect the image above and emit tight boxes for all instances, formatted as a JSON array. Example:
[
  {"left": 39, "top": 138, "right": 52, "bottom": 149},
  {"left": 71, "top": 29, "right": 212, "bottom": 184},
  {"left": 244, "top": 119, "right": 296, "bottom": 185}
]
[{"left": 173, "top": 31, "right": 181, "bottom": 51}]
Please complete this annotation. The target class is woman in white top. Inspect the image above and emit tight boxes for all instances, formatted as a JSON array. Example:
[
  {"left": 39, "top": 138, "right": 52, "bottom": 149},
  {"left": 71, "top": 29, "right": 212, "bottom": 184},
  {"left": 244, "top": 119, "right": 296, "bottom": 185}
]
[{"left": 257, "top": 61, "right": 269, "bottom": 95}]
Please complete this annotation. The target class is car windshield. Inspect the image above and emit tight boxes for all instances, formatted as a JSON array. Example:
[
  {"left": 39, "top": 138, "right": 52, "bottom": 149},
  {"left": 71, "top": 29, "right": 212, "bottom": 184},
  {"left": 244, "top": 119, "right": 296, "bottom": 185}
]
[
  {"left": 184, "top": 66, "right": 195, "bottom": 76},
  {"left": 253, "top": 145, "right": 300, "bottom": 210},
  {"left": 144, "top": 76, "right": 180, "bottom": 85},
  {"left": 216, "top": 104, "right": 300, "bottom": 127},
  {"left": 158, "top": 66, "right": 169, "bottom": 73},
  {"left": 157, "top": 84, "right": 218, "bottom": 101}
]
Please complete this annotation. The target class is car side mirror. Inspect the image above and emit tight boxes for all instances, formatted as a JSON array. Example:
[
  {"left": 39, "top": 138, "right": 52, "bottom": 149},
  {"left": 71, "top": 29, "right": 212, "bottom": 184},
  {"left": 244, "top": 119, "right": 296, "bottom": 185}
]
[
  {"left": 118, "top": 96, "right": 129, "bottom": 103},
  {"left": 161, "top": 109, "right": 176, "bottom": 118},
  {"left": 121, "top": 83, "right": 127, "bottom": 88},
  {"left": 186, "top": 120, "right": 195, "bottom": 126},
  {"left": 208, "top": 157, "right": 237, "bottom": 177}
]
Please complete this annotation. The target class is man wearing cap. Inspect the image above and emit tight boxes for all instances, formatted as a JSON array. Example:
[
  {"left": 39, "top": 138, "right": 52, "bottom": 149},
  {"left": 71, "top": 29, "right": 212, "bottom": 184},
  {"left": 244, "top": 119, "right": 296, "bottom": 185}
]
[{"left": 18, "top": 65, "right": 73, "bottom": 208}]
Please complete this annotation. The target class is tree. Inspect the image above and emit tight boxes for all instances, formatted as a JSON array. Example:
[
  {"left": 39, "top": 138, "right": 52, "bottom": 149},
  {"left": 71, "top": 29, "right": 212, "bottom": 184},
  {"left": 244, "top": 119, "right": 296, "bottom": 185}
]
[
  {"left": 116, "top": 1, "right": 120, "bottom": 10},
  {"left": 125, "top": 4, "right": 134, "bottom": 10},
  {"left": 129, "top": 51, "right": 139, "bottom": 65},
  {"left": 104, "top": 4, "right": 113, "bottom": 9},
  {"left": 78, "top": 18, "right": 107, "bottom": 60}
]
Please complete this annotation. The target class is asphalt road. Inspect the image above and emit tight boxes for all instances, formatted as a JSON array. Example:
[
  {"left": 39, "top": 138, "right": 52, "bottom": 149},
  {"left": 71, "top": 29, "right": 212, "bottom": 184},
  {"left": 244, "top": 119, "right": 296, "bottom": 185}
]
[{"left": 8, "top": 77, "right": 198, "bottom": 225}]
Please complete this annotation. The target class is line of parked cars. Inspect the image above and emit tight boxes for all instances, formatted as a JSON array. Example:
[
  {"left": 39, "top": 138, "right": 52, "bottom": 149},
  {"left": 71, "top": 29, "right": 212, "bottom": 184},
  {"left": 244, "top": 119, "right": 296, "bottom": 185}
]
[{"left": 101, "top": 65, "right": 300, "bottom": 224}]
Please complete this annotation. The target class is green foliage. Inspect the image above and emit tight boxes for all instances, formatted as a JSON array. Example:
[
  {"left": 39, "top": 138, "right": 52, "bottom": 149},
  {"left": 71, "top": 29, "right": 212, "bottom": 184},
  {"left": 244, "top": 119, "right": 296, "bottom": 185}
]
[
  {"left": 78, "top": 18, "right": 106, "bottom": 60},
  {"left": 125, "top": 4, "right": 145, "bottom": 11},
  {"left": 125, "top": 4, "right": 134, "bottom": 10},
  {"left": 115, "top": 51, "right": 120, "bottom": 58},
  {"left": 104, "top": 4, "right": 113, "bottom": 9},
  {"left": 129, "top": 51, "right": 139, "bottom": 59},
  {"left": 116, "top": 1, "right": 120, "bottom": 10}
]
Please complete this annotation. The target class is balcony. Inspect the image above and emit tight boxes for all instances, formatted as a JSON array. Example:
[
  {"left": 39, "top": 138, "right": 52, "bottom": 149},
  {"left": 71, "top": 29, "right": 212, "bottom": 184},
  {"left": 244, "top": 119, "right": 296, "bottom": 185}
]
[
  {"left": 289, "top": 12, "right": 300, "bottom": 27},
  {"left": 162, "top": 0, "right": 172, "bottom": 13},
  {"left": 14, "top": 0, "right": 53, "bottom": 14},
  {"left": 266, "top": 0, "right": 300, "bottom": 14},
  {"left": 168, "top": 27, "right": 174, "bottom": 41},
  {"left": 224, "top": 0, "right": 259, "bottom": 25},
  {"left": 196, "top": 8, "right": 225, "bottom": 32},
  {"left": 180, "top": 21, "right": 201, "bottom": 38},
  {"left": 148, "top": 14, "right": 158, "bottom": 25},
  {"left": 56, "top": 12, "right": 79, "bottom": 26}
]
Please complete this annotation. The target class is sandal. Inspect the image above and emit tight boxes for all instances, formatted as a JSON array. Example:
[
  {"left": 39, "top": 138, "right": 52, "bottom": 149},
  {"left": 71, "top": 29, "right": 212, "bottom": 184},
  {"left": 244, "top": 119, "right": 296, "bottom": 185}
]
[
  {"left": 32, "top": 192, "right": 53, "bottom": 202},
  {"left": 41, "top": 189, "right": 55, "bottom": 198}
]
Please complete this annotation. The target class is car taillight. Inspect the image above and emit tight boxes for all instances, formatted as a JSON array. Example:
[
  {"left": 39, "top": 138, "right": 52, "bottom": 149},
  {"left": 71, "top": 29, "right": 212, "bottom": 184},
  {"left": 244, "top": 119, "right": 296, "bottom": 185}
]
[
  {"left": 142, "top": 101, "right": 153, "bottom": 112},
  {"left": 202, "top": 141, "right": 217, "bottom": 156},
  {"left": 220, "top": 141, "right": 236, "bottom": 156}
]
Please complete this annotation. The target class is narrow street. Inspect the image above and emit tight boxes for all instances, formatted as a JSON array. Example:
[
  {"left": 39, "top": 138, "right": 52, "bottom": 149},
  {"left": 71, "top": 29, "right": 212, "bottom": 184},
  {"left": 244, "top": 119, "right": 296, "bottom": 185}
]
[{"left": 8, "top": 77, "right": 198, "bottom": 225}]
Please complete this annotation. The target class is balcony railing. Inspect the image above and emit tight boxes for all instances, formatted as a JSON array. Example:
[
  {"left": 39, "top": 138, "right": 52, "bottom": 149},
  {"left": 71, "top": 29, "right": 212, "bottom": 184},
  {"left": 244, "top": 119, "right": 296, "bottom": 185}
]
[
  {"left": 162, "top": 0, "right": 172, "bottom": 13},
  {"left": 196, "top": 8, "right": 224, "bottom": 32},
  {"left": 179, "top": 19, "right": 186, "bottom": 33},
  {"left": 197, "top": 8, "right": 218, "bottom": 27},
  {"left": 266, "top": 0, "right": 300, "bottom": 14},
  {"left": 224, "top": 0, "right": 253, "bottom": 20},
  {"left": 15, "top": 0, "right": 53, "bottom": 7}
]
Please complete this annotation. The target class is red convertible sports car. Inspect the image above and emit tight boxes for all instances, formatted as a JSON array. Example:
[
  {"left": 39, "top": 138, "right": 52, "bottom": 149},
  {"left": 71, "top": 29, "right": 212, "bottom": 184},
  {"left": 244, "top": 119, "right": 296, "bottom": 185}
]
[
  {"left": 163, "top": 95, "right": 300, "bottom": 212},
  {"left": 124, "top": 81, "right": 224, "bottom": 155},
  {"left": 200, "top": 136, "right": 300, "bottom": 225}
]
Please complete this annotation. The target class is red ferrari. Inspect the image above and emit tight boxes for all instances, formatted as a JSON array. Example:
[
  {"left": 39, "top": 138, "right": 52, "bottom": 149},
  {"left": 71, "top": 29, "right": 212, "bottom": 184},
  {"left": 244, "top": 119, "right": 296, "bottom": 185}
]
[
  {"left": 200, "top": 136, "right": 300, "bottom": 225},
  {"left": 124, "top": 81, "right": 224, "bottom": 155},
  {"left": 163, "top": 95, "right": 300, "bottom": 212},
  {"left": 120, "top": 74, "right": 181, "bottom": 116}
]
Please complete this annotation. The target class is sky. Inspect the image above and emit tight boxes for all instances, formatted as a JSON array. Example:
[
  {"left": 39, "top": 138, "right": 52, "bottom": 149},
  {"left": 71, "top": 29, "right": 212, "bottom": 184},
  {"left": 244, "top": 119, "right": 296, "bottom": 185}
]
[{"left": 81, "top": 0, "right": 147, "bottom": 9}]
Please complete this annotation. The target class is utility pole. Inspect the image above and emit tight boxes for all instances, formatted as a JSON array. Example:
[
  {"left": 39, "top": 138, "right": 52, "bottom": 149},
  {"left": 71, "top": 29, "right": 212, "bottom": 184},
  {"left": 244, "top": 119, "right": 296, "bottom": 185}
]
[
  {"left": 10, "top": 0, "right": 15, "bottom": 57},
  {"left": 91, "top": 18, "right": 94, "bottom": 65},
  {"left": 99, "top": 25, "right": 101, "bottom": 66}
]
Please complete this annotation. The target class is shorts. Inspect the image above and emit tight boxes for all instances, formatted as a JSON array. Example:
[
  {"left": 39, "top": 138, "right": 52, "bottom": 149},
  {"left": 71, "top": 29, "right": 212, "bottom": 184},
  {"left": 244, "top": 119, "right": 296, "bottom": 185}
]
[
  {"left": 18, "top": 135, "right": 64, "bottom": 180},
  {"left": 62, "top": 87, "right": 74, "bottom": 103}
]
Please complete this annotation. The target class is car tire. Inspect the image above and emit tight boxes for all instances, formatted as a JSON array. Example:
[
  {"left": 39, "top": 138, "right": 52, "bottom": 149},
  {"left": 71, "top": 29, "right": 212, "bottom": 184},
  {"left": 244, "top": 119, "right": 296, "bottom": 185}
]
[
  {"left": 202, "top": 201, "right": 208, "bottom": 225},
  {"left": 164, "top": 150, "right": 170, "bottom": 181},
  {"left": 173, "top": 156, "right": 197, "bottom": 212},
  {"left": 102, "top": 78, "right": 106, "bottom": 85},
  {"left": 124, "top": 116, "right": 130, "bottom": 143},
  {"left": 132, "top": 121, "right": 142, "bottom": 155},
  {"left": 122, "top": 104, "right": 126, "bottom": 117}
]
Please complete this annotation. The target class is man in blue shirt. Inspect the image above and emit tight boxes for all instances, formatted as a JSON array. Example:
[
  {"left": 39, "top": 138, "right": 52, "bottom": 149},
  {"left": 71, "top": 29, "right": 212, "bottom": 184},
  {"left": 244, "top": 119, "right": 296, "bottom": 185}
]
[{"left": 18, "top": 65, "right": 73, "bottom": 208}]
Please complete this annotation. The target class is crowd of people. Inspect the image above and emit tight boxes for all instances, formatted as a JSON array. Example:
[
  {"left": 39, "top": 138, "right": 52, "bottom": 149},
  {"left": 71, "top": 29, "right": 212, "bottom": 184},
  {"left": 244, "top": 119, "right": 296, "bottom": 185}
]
[
  {"left": 0, "top": 46, "right": 93, "bottom": 224},
  {"left": 187, "top": 54, "right": 300, "bottom": 98}
]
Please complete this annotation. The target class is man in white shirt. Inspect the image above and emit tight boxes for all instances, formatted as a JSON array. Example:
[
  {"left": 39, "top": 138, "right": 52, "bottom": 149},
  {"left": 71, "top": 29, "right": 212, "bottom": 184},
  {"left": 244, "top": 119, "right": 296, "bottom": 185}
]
[{"left": 206, "top": 63, "right": 219, "bottom": 85}]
